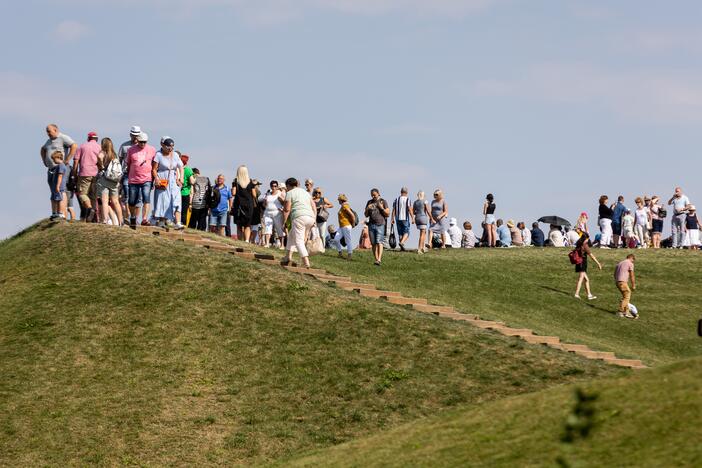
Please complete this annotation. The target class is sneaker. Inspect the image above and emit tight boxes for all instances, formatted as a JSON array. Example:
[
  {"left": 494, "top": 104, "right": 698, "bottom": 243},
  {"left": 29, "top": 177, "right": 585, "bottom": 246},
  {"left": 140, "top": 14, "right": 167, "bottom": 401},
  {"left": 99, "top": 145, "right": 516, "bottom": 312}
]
[
  {"left": 587, "top": 295, "right": 597, "bottom": 300},
  {"left": 49, "top": 214, "right": 59, "bottom": 221},
  {"left": 574, "top": 294, "right": 581, "bottom": 299},
  {"left": 338, "top": 252, "right": 344, "bottom": 258},
  {"left": 130, "top": 217, "right": 137, "bottom": 229},
  {"left": 399, "top": 243, "right": 406, "bottom": 251},
  {"left": 141, "top": 219, "right": 150, "bottom": 226},
  {"left": 374, "top": 260, "right": 381, "bottom": 266},
  {"left": 174, "top": 223, "right": 184, "bottom": 230}
]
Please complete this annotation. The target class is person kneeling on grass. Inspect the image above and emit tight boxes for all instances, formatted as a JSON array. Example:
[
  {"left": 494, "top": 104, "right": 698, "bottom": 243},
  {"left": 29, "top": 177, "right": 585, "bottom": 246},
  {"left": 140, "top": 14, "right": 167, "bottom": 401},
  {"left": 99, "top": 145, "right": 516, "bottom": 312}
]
[
  {"left": 614, "top": 254, "right": 637, "bottom": 318},
  {"left": 574, "top": 232, "right": 603, "bottom": 300}
]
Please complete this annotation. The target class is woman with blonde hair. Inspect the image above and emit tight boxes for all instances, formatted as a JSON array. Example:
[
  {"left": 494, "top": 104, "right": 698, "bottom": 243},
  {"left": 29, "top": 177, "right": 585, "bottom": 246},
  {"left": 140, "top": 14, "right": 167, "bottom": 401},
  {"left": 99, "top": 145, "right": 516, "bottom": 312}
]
[
  {"left": 95, "top": 137, "right": 123, "bottom": 225},
  {"left": 650, "top": 195, "right": 664, "bottom": 248},
  {"left": 429, "top": 189, "right": 449, "bottom": 249},
  {"left": 232, "top": 165, "right": 258, "bottom": 242},
  {"left": 575, "top": 212, "right": 589, "bottom": 234},
  {"left": 411, "top": 190, "right": 431, "bottom": 253}
]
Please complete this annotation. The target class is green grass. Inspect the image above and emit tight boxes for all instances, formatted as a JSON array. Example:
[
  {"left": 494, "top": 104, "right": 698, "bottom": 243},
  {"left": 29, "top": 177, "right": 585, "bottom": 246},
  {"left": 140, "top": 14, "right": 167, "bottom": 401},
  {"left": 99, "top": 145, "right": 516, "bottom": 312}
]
[
  {"left": 307, "top": 247, "right": 702, "bottom": 366},
  {"left": 0, "top": 222, "right": 619, "bottom": 466},
  {"left": 287, "top": 356, "right": 702, "bottom": 467}
]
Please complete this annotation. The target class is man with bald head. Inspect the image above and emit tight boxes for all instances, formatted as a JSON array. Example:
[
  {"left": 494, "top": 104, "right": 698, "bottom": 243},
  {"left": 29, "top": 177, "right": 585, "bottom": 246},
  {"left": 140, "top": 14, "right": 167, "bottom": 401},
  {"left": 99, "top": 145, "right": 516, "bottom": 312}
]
[
  {"left": 41, "top": 124, "right": 77, "bottom": 216},
  {"left": 668, "top": 186, "right": 692, "bottom": 248}
]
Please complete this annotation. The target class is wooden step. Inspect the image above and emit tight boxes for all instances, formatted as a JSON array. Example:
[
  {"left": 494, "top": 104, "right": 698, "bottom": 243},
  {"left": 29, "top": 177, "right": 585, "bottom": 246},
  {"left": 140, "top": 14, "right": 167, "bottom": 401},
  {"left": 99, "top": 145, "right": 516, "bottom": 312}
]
[
  {"left": 385, "top": 296, "right": 428, "bottom": 305},
  {"left": 463, "top": 319, "right": 506, "bottom": 329},
  {"left": 574, "top": 350, "right": 616, "bottom": 360},
  {"left": 550, "top": 343, "right": 591, "bottom": 353},
  {"left": 412, "top": 304, "right": 456, "bottom": 314},
  {"left": 447, "top": 313, "right": 481, "bottom": 321},
  {"left": 284, "top": 266, "right": 327, "bottom": 275},
  {"left": 233, "top": 251, "right": 256, "bottom": 260},
  {"left": 311, "top": 275, "right": 354, "bottom": 283},
  {"left": 521, "top": 335, "right": 560, "bottom": 345},
  {"left": 603, "top": 358, "right": 646, "bottom": 368},
  {"left": 257, "top": 258, "right": 279, "bottom": 266},
  {"left": 205, "top": 244, "right": 236, "bottom": 251},
  {"left": 495, "top": 328, "right": 534, "bottom": 337},
  {"left": 354, "top": 289, "right": 402, "bottom": 298}
]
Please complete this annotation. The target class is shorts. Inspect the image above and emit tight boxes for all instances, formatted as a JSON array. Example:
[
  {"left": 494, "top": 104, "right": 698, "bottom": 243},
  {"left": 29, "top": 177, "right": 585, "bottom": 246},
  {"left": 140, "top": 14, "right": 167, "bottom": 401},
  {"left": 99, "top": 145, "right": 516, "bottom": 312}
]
[
  {"left": 50, "top": 190, "right": 65, "bottom": 202},
  {"left": 612, "top": 222, "right": 622, "bottom": 235},
  {"left": 128, "top": 182, "right": 152, "bottom": 207},
  {"left": 77, "top": 176, "right": 97, "bottom": 199},
  {"left": 396, "top": 219, "right": 410, "bottom": 238},
  {"left": 97, "top": 176, "right": 119, "bottom": 197},
  {"left": 210, "top": 210, "right": 228, "bottom": 227},
  {"left": 575, "top": 257, "right": 588, "bottom": 273},
  {"left": 652, "top": 219, "right": 663, "bottom": 233},
  {"left": 368, "top": 223, "right": 386, "bottom": 245},
  {"left": 485, "top": 214, "right": 496, "bottom": 225},
  {"left": 416, "top": 224, "right": 427, "bottom": 231}
]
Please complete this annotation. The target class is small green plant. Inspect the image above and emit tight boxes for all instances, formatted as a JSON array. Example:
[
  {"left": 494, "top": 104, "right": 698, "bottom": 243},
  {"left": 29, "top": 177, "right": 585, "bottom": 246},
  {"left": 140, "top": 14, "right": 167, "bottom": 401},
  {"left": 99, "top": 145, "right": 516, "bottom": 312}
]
[
  {"left": 287, "top": 281, "right": 309, "bottom": 292},
  {"left": 556, "top": 388, "right": 599, "bottom": 467}
]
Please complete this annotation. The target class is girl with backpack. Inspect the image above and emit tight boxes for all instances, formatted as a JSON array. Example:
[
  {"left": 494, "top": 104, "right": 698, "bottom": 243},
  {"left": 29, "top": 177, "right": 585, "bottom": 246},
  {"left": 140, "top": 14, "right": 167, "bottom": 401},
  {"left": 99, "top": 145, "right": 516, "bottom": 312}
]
[
  {"left": 96, "top": 137, "right": 123, "bottom": 225},
  {"left": 572, "top": 232, "right": 603, "bottom": 300}
]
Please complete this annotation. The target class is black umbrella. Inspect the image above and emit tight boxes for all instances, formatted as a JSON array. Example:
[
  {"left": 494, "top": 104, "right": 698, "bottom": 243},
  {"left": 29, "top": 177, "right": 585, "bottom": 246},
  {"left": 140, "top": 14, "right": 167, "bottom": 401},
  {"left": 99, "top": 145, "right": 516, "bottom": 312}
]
[{"left": 538, "top": 216, "right": 571, "bottom": 227}]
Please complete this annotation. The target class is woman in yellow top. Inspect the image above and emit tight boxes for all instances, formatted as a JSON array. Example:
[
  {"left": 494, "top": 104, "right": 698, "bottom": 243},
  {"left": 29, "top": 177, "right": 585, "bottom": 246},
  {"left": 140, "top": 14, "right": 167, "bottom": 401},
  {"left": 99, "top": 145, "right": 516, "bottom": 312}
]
[{"left": 335, "top": 194, "right": 356, "bottom": 259}]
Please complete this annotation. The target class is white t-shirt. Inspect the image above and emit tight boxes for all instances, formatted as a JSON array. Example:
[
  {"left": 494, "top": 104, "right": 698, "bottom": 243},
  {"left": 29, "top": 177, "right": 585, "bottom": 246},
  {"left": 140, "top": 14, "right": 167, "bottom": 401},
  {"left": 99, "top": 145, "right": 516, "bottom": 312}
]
[
  {"left": 521, "top": 228, "right": 532, "bottom": 246},
  {"left": 285, "top": 187, "right": 314, "bottom": 219},
  {"left": 264, "top": 192, "right": 283, "bottom": 216},
  {"left": 447, "top": 225, "right": 462, "bottom": 248},
  {"left": 550, "top": 230, "right": 565, "bottom": 247},
  {"left": 635, "top": 208, "right": 648, "bottom": 226},
  {"left": 672, "top": 195, "right": 690, "bottom": 214}
]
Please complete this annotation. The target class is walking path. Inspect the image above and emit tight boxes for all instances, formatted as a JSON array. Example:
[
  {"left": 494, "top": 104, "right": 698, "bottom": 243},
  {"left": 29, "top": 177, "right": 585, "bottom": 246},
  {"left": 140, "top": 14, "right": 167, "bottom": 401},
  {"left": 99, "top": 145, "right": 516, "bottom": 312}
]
[{"left": 138, "top": 226, "right": 647, "bottom": 370}]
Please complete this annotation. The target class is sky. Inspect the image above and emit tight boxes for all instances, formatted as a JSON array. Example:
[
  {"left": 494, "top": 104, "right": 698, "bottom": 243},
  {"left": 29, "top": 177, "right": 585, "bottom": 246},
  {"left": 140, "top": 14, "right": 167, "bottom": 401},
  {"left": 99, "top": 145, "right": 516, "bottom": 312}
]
[{"left": 2, "top": 0, "right": 702, "bottom": 239}]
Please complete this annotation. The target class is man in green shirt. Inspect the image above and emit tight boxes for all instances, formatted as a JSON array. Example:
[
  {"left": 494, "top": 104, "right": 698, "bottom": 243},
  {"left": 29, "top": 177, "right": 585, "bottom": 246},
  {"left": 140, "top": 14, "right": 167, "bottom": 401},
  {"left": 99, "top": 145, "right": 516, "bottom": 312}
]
[{"left": 180, "top": 154, "right": 195, "bottom": 224}]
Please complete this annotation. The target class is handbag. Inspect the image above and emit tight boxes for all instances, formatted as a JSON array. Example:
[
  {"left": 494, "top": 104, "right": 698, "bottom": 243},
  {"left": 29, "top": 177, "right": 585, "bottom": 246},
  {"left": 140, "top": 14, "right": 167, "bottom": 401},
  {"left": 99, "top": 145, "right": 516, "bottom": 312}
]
[
  {"left": 388, "top": 223, "right": 397, "bottom": 249},
  {"left": 154, "top": 156, "right": 172, "bottom": 189},
  {"left": 305, "top": 225, "right": 325, "bottom": 255}
]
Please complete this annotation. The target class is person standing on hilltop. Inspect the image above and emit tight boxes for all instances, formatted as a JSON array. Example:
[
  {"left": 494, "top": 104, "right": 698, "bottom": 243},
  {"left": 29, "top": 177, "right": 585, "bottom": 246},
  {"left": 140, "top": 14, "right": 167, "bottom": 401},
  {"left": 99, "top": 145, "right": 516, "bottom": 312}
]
[
  {"left": 668, "top": 186, "right": 691, "bottom": 249},
  {"left": 180, "top": 154, "right": 194, "bottom": 225},
  {"left": 118, "top": 126, "right": 141, "bottom": 223},
  {"left": 187, "top": 168, "right": 210, "bottom": 231},
  {"left": 41, "top": 124, "right": 77, "bottom": 218},
  {"left": 611, "top": 195, "right": 627, "bottom": 248},
  {"left": 598, "top": 195, "right": 613, "bottom": 248},
  {"left": 232, "top": 165, "right": 258, "bottom": 243},
  {"left": 95, "top": 137, "right": 123, "bottom": 226},
  {"left": 280, "top": 177, "right": 317, "bottom": 269},
  {"left": 73, "top": 131, "right": 101, "bottom": 222},
  {"left": 152, "top": 138, "right": 184, "bottom": 229},
  {"left": 411, "top": 191, "right": 431, "bottom": 254},
  {"left": 482, "top": 193, "right": 497, "bottom": 248},
  {"left": 614, "top": 254, "right": 636, "bottom": 318},
  {"left": 365, "top": 188, "right": 390, "bottom": 265},
  {"left": 334, "top": 193, "right": 356, "bottom": 259},
  {"left": 126, "top": 132, "right": 156, "bottom": 228},
  {"left": 391, "top": 187, "right": 414, "bottom": 251}
]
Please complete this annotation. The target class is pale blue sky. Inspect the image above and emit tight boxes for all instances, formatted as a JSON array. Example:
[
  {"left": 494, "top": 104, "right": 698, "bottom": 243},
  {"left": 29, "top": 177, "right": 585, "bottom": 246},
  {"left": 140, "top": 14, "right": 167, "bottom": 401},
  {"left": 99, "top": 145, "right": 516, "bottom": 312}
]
[{"left": 2, "top": 0, "right": 701, "bottom": 239}]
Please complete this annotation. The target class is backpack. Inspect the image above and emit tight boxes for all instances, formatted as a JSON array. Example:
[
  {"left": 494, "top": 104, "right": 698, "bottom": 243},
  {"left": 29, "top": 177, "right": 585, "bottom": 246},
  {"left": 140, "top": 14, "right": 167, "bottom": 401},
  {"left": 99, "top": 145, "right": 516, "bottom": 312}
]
[
  {"left": 568, "top": 248, "right": 583, "bottom": 265},
  {"left": 104, "top": 158, "right": 123, "bottom": 182},
  {"left": 351, "top": 209, "right": 360, "bottom": 227},
  {"left": 207, "top": 185, "right": 221, "bottom": 210},
  {"left": 658, "top": 207, "right": 667, "bottom": 218}
]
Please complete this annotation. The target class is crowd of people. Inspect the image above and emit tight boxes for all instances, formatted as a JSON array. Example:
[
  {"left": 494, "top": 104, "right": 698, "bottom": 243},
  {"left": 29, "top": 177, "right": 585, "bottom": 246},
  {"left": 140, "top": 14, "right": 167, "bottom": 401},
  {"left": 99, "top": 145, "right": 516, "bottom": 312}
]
[{"left": 42, "top": 123, "right": 699, "bottom": 271}]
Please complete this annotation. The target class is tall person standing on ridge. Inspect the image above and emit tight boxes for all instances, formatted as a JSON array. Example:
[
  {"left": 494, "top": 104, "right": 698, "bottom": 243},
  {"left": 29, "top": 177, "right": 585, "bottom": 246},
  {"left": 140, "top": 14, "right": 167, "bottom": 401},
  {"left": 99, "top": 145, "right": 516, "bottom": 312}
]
[
  {"left": 483, "top": 193, "right": 497, "bottom": 248},
  {"left": 668, "top": 187, "right": 691, "bottom": 249},
  {"left": 365, "top": 188, "right": 390, "bottom": 266},
  {"left": 118, "top": 126, "right": 141, "bottom": 223},
  {"left": 152, "top": 138, "right": 184, "bottom": 229},
  {"left": 41, "top": 124, "right": 77, "bottom": 217},
  {"left": 232, "top": 165, "right": 258, "bottom": 243},
  {"left": 391, "top": 187, "right": 414, "bottom": 251},
  {"left": 180, "top": 154, "right": 194, "bottom": 225},
  {"left": 611, "top": 195, "right": 627, "bottom": 248}
]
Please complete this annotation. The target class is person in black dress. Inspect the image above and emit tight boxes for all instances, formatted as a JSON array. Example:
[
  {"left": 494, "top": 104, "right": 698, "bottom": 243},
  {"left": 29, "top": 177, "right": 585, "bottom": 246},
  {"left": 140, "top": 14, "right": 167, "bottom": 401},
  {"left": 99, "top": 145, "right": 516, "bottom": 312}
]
[{"left": 232, "top": 165, "right": 258, "bottom": 243}]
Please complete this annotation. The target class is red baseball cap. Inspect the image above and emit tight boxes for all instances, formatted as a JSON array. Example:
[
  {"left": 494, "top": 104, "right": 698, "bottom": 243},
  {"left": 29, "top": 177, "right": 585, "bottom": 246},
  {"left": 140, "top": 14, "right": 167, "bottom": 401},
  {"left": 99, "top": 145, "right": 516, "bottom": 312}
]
[{"left": 87, "top": 131, "right": 98, "bottom": 140}]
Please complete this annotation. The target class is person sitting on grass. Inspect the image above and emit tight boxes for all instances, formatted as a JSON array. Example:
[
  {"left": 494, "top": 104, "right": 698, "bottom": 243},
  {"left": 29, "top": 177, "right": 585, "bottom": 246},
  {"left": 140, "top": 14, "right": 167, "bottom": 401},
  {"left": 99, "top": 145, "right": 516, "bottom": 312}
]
[
  {"left": 507, "top": 219, "right": 523, "bottom": 246},
  {"left": 447, "top": 218, "right": 462, "bottom": 248},
  {"left": 574, "top": 232, "right": 603, "bottom": 300},
  {"left": 496, "top": 219, "right": 511, "bottom": 247},
  {"left": 531, "top": 222, "right": 545, "bottom": 247},
  {"left": 518, "top": 221, "right": 531, "bottom": 246},
  {"left": 461, "top": 221, "right": 477, "bottom": 248},
  {"left": 614, "top": 254, "right": 636, "bottom": 318}
]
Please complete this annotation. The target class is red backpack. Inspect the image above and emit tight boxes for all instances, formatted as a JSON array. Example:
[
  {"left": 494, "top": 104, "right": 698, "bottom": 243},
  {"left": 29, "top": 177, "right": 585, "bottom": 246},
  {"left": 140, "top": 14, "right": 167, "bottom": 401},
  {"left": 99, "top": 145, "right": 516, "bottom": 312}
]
[{"left": 568, "top": 248, "right": 583, "bottom": 265}]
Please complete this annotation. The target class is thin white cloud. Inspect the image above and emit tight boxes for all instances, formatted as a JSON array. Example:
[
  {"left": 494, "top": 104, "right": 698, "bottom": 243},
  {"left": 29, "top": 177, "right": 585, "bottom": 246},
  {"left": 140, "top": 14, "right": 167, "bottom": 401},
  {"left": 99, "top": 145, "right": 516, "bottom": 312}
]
[
  {"left": 52, "top": 20, "right": 91, "bottom": 42},
  {"left": 0, "top": 71, "right": 185, "bottom": 134},
  {"left": 468, "top": 62, "right": 702, "bottom": 125}
]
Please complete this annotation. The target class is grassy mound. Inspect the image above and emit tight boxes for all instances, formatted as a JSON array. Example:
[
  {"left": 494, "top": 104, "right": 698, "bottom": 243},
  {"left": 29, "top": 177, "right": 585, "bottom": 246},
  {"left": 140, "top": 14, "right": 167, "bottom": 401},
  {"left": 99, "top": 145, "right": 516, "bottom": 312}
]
[
  {"left": 310, "top": 248, "right": 702, "bottom": 366},
  {"left": 0, "top": 222, "right": 618, "bottom": 466},
  {"left": 288, "top": 357, "right": 702, "bottom": 467}
]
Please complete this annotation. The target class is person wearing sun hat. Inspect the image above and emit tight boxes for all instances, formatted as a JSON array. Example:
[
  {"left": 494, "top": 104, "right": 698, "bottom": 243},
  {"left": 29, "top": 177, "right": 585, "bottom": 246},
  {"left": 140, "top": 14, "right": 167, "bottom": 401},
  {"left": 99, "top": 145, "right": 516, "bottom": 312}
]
[
  {"left": 506, "top": 219, "right": 523, "bottom": 246},
  {"left": 685, "top": 205, "right": 701, "bottom": 250},
  {"left": 118, "top": 125, "right": 142, "bottom": 219},
  {"left": 126, "top": 131, "right": 156, "bottom": 228},
  {"left": 73, "top": 131, "right": 101, "bottom": 221}
]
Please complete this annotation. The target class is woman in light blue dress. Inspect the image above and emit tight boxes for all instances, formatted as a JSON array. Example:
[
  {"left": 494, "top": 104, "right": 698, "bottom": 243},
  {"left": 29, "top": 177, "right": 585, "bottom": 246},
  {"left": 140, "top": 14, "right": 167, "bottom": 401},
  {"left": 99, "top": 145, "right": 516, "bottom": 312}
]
[{"left": 151, "top": 138, "right": 184, "bottom": 229}]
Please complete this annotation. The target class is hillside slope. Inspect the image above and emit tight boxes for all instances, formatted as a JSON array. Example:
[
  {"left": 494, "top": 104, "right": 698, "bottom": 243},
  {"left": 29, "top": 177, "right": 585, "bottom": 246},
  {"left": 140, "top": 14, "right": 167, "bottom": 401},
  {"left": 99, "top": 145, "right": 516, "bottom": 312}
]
[
  {"left": 289, "top": 357, "right": 702, "bottom": 467},
  {"left": 310, "top": 248, "right": 702, "bottom": 366},
  {"left": 0, "top": 222, "right": 618, "bottom": 466}
]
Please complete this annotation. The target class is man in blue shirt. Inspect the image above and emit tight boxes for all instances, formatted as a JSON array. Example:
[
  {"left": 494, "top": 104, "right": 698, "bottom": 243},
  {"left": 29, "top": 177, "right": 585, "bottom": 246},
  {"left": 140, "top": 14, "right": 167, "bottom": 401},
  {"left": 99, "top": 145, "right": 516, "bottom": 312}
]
[
  {"left": 531, "top": 222, "right": 545, "bottom": 247},
  {"left": 611, "top": 195, "right": 627, "bottom": 248},
  {"left": 496, "top": 219, "right": 512, "bottom": 247}
]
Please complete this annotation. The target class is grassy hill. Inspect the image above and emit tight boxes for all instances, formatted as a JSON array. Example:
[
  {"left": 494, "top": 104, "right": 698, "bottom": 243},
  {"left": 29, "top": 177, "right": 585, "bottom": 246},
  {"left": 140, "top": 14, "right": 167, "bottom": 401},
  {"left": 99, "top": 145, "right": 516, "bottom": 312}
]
[
  {"left": 0, "top": 222, "right": 619, "bottom": 466},
  {"left": 309, "top": 247, "right": 702, "bottom": 366},
  {"left": 288, "top": 356, "right": 702, "bottom": 467}
]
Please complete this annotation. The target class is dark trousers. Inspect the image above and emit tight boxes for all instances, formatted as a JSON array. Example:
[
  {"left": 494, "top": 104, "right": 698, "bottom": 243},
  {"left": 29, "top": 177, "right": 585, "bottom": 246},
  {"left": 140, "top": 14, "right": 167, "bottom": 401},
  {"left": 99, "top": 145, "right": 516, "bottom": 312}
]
[
  {"left": 181, "top": 195, "right": 190, "bottom": 221},
  {"left": 189, "top": 207, "right": 208, "bottom": 231}
]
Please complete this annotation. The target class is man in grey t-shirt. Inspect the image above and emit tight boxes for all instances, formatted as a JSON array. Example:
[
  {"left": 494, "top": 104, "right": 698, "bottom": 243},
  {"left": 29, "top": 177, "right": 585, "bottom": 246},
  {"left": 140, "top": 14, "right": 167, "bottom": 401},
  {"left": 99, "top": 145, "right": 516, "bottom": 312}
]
[
  {"left": 40, "top": 124, "right": 77, "bottom": 215},
  {"left": 668, "top": 186, "right": 692, "bottom": 248}
]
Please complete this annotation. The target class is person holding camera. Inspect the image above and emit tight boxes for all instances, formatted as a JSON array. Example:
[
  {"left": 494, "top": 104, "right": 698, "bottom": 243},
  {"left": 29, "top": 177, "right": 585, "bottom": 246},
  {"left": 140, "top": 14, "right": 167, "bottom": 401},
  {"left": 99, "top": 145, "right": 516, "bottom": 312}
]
[
  {"left": 364, "top": 188, "right": 390, "bottom": 266},
  {"left": 668, "top": 187, "right": 691, "bottom": 248}
]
